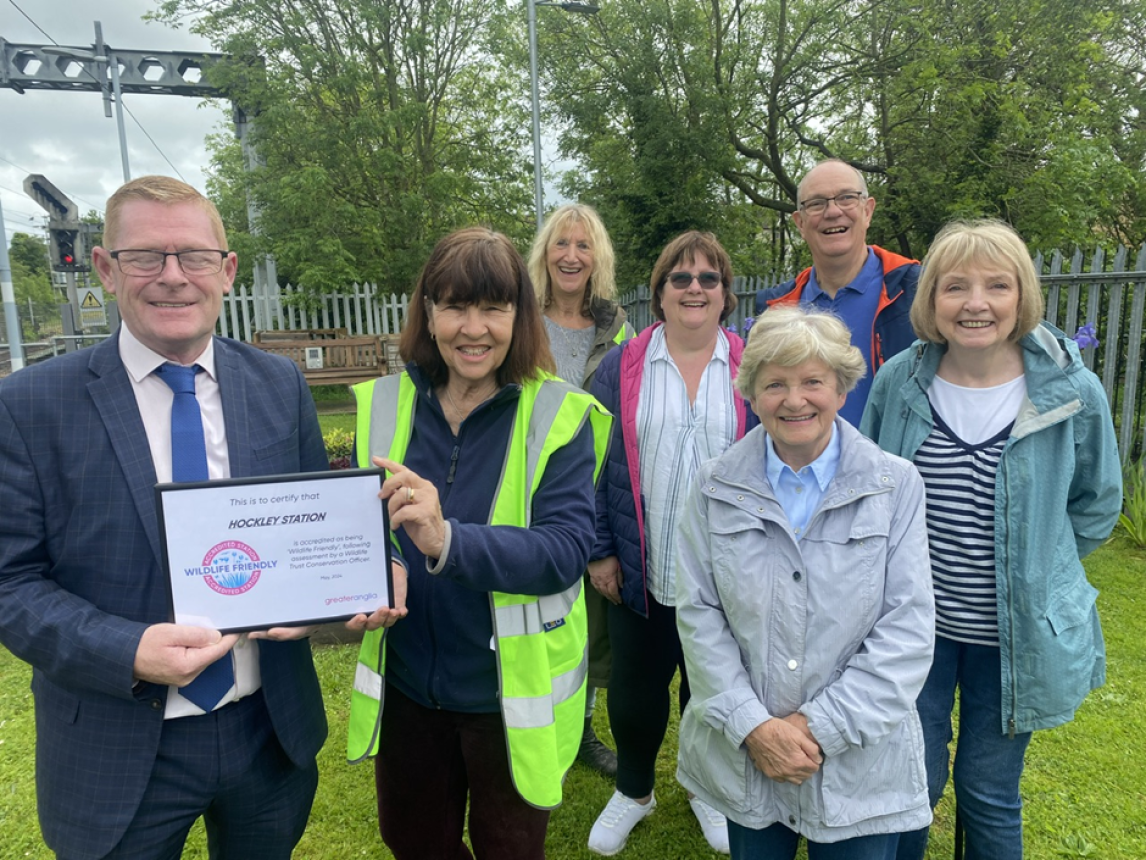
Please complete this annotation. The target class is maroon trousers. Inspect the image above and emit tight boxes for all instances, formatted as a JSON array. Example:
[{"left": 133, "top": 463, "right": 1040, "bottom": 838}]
[{"left": 375, "top": 684, "right": 550, "bottom": 860}]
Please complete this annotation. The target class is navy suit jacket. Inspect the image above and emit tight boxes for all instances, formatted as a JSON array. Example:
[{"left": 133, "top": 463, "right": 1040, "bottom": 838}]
[{"left": 0, "top": 331, "right": 329, "bottom": 860}]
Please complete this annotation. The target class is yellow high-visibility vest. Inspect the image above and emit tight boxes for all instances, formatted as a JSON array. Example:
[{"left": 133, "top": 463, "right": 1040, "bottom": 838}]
[{"left": 346, "top": 370, "right": 611, "bottom": 809}]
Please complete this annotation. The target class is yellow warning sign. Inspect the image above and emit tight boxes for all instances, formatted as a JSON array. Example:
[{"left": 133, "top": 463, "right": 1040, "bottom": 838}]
[{"left": 78, "top": 287, "right": 108, "bottom": 329}]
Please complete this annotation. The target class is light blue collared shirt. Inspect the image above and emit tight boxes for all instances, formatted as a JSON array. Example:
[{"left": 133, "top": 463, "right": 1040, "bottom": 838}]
[{"left": 764, "top": 424, "right": 841, "bottom": 541}]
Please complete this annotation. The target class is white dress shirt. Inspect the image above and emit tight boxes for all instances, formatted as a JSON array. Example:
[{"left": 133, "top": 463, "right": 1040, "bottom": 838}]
[{"left": 118, "top": 325, "right": 261, "bottom": 718}]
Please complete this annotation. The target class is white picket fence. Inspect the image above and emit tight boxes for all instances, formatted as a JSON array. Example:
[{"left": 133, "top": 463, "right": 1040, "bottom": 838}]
[{"left": 216, "top": 282, "right": 409, "bottom": 341}]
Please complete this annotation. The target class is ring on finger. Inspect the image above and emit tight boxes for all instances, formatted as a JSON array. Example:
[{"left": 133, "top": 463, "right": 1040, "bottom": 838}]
[{"left": 406, "top": 486, "right": 415, "bottom": 503}]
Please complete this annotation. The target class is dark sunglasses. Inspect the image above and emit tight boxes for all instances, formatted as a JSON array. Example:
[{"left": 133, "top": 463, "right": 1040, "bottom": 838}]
[{"left": 667, "top": 271, "right": 722, "bottom": 289}]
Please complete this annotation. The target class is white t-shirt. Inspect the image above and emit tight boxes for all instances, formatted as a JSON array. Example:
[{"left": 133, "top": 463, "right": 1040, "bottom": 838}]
[{"left": 928, "top": 374, "right": 1026, "bottom": 445}]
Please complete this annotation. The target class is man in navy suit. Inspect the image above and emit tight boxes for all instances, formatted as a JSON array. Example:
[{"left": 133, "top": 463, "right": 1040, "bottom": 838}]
[{"left": 0, "top": 176, "right": 401, "bottom": 860}]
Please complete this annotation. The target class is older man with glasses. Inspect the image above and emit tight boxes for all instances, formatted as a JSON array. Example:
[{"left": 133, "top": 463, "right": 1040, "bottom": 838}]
[
  {"left": 0, "top": 175, "right": 402, "bottom": 860},
  {"left": 754, "top": 159, "right": 920, "bottom": 424}
]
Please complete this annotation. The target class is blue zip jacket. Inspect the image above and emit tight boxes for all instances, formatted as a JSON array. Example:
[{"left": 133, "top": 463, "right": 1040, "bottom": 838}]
[
  {"left": 754, "top": 245, "right": 920, "bottom": 372},
  {"left": 860, "top": 323, "right": 1122, "bottom": 734},
  {"left": 383, "top": 364, "right": 598, "bottom": 713}
]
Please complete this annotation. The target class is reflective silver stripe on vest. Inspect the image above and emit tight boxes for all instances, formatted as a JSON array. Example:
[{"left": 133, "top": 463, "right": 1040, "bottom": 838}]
[
  {"left": 489, "top": 379, "right": 581, "bottom": 528},
  {"left": 494, "top": 578, "right": 582, "bottom": 637},
  {"left": 501, "top": 652, "right": 588, "bottom": 730},
  {"left": 354, "top": 660, "right": 384, "bottom": 701},
  {"left": 367, "top": 375, "right": 404, "bottom": 462}
]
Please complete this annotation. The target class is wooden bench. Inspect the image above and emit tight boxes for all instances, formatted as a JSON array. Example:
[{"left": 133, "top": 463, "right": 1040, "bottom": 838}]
[
  {"left": 380, "top": 334, "right": 404, "bottom": 373},
  {"left": 253, "top": 327, "right": 348, "bottom": 343},
  {"left": 251, "top": 335, "right": 386, "bottom": 387}
]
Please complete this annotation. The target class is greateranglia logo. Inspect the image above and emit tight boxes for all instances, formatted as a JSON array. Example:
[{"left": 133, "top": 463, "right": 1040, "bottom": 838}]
[{"left": 190, "top": 540, "right": 277, "bottom": 596}]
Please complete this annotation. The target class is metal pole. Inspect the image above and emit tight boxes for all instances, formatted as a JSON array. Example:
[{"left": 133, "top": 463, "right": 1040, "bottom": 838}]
[
  {"left": 1, "top": 198, "right": 28, "bottom": 371},
  {"left": 528, "top": 0, "right": 544, "bottom": 232},
  {"left": 109, "top": 52, "right": 130, "bottom": 182},
  {"left": 95, "top": 22, "right": 130, "bottom": 183},
  {"left": 235, "top": 106, "right": 271, "bottom": 335},
  {"left": 42, "top": 23, "right": 131, "bottom": 183},
  {"left": 528, "top": 2, "right": 599, "bottom": 231}
]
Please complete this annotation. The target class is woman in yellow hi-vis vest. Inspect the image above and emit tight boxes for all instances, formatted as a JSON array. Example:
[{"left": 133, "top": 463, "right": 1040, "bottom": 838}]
[{"left": 348, "top": 228, "right": 612, "bottom": 860}]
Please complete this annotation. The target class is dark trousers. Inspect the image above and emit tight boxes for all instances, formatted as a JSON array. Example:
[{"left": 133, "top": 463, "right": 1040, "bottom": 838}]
[
  {"left": 607, "top": 595, "right": 690, "bottom": 799},
  {"left": 64, "top": 691, "right": 318, "bottom": 860},
  {"left": 375, "top": 684, "right": 550, "bottom": 860},
  {"left": 729, "top": 821, "right": 898, "bottom": 860},
  {"left": 585, "top": 574, "right": 613, "bottom": 689}
]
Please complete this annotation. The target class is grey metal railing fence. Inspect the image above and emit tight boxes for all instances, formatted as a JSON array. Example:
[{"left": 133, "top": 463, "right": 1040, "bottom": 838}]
[
  {"left": 617, "top": 244, "right": 1146, "bottom": 461},
  {"left": 1033, "top": 244, "right": 1146, "bottom": 463}
]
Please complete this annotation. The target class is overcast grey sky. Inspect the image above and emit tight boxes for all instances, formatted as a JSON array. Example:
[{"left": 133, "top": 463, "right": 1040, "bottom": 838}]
[
  {"left": 1, "top": 0, "right": 578, "bottom": 257},
  {"left": 1, "top": 0, "right": 229, "bottom": 248}
]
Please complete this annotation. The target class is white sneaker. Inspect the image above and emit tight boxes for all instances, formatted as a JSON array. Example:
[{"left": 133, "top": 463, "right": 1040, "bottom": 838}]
[
  {"left": 689, "top": 796, "right": 730, "bottom": 854},
  {"left": 588, "top": 790, "right": 657, "bottom": 856}
]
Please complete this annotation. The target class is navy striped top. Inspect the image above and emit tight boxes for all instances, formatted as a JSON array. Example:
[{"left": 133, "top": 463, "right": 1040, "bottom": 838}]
[{"left": 913, "top": 413, "right": 1011, "bottom": 645}]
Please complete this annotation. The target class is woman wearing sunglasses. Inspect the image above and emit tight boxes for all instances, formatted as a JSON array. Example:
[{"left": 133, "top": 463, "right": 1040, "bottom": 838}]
[{"left": 587, "top": 231, "right": 758, "bottom": 856}]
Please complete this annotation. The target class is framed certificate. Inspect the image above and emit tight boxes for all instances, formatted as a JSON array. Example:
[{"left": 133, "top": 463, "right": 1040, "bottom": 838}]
[{"left": 157, "top": 469, "right": 393, "bottom": 633}]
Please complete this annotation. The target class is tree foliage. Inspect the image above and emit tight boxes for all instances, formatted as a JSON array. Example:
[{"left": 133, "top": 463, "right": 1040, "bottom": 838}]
[
  {"left": 6, "top": 233, "right": 58, "bottom": 337},
  {"left": 153, "top": 0, "right": 535, "bottom": 296},
  {"left": 8, "top": 232, "right": 50, "bottom": 281},
  {"left": 541, "top": 0, "right": 1146, "bottom": 277},
  {"left": 871, "top": 0, "right": 1146, "bottom": 252},
  {"left": 153, "top": 0, "right": 1144, "bottom": 294}
]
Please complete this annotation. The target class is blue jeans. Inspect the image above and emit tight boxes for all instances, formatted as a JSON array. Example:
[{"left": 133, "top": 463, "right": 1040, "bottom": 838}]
[
  {"left": 729, "top": 821, "right": 898, "bottom": 860},
  {"left": 896, "top": 638, "right": 1033, "bottom": 860}
]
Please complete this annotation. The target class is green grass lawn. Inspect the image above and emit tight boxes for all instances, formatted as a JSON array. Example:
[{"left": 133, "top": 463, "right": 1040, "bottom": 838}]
[
  {"left": 310, "top": 385, "right": 358, "bottom": 406},
  {"left": 319, "top": 413, "right": 356, "bottom": 435},
  {"left": 2, "top": 538, "right": 1144, "bottom": 858}
]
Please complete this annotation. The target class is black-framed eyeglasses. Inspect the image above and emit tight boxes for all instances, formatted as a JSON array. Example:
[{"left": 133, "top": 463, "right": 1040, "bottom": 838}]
[
  {"left": 667, "top": 271, "right": 722, "bottom": 290},
  {"left": 798, "top": 192, "right": 867, "bottom": 215},
  {"left": 110, "top": 249, "right": 228, "bottom": 276}
]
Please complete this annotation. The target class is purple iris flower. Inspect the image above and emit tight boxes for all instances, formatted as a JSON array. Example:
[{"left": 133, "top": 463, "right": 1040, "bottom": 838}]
[
  {"left": 1073, "top": 322, "right": 1099, "bottom": 350},
  {"left": 726, "top": 317, "right": 757, "bottom": 339}
]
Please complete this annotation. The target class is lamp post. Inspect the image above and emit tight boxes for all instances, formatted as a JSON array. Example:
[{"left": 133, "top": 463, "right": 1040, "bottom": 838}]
[
  {"left": 44, "top": 21, "right": 131, "bottom": 183},
  {"left": 528, "top": 1, "right": 599, "bottom": 231}
]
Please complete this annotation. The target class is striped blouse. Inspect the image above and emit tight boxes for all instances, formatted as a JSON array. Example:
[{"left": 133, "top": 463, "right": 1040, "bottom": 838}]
[
  {"left": 636, "top": 326, "right": 738, "bottom": 607},
  {"left": 912, "top": 413, "right": 1010, "bottom": 645}
]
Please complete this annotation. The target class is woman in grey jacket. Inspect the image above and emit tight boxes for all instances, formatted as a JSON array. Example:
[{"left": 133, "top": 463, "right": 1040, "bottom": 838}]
[
  {"left": 676, "top": 305, "right": 935, "bottom": 859},
  {"left": 861, "top": 220, "right": 1122, "bottom": 860}
]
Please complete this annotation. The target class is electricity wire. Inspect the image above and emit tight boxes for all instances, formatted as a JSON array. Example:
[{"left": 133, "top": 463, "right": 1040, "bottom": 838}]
[{"left": 3, "top": 3, "right": 186, "bottom": 184}]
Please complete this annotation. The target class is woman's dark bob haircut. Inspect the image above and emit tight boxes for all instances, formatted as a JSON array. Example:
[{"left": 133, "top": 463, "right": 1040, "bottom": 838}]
[
  {"left": 400, "top": 227, "right": 554, "bottom": 388},
  {"left": 649, "top": 231, "right": 738, "bottom": 323}
]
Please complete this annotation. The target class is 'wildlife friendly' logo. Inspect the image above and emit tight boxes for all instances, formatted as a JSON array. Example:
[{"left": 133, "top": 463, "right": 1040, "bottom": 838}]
[{"left": 201, "top": 540, "right": 263, "bottom": 595}]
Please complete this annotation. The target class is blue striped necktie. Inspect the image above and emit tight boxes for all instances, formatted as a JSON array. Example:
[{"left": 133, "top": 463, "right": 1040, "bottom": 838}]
[{"left": 155, "top": 362, "right": 235, "bottom": 711}]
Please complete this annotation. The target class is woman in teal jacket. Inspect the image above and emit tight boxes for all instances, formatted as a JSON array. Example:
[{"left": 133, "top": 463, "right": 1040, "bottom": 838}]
[{"left": 860, "top": 220, "right": 1122, "bottom": 860}]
